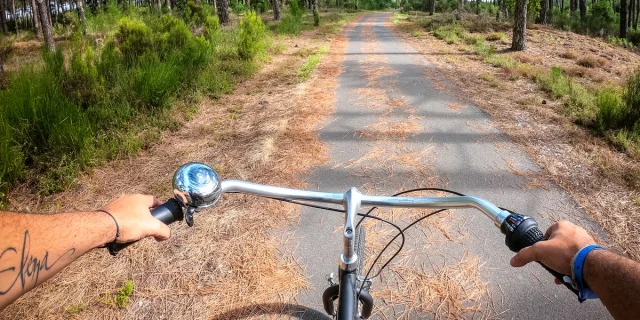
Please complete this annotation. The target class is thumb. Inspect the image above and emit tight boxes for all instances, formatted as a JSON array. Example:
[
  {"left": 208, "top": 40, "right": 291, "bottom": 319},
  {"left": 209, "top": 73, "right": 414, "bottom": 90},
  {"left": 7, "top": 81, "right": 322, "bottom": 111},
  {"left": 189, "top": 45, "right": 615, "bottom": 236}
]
[
  {"left": 152, "top": 219, "right": 172, "bottom": 241},
  {"left": 510, "top": 242, "right": 545, "bottom": 267}
]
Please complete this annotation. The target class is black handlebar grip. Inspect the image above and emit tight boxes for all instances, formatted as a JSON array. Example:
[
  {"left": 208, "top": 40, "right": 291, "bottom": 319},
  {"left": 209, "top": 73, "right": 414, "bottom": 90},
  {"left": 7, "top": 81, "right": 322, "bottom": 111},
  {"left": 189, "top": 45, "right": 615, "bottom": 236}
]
[
  {"left": 107, "top": 198, "right": 184, "bottom": 256},
  {"left": 501, "top": 213, "right": 580, "bottom": 297}
]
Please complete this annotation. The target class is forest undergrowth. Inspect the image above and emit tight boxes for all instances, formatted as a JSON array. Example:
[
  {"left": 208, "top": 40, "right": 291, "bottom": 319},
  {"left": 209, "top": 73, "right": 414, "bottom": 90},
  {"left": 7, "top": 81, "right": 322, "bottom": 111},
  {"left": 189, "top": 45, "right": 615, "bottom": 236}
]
[
  {"left": 0, "top": 2, "right": 352, "bottom": 204},
  {"left": 0, "top": 5, "right": 358, "bottom": 318}
]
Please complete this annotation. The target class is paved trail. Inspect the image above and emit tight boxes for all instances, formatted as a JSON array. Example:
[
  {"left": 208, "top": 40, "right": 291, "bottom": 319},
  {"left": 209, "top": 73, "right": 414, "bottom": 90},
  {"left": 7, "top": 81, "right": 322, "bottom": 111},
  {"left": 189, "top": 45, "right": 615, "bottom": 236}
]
[{"left": 290, "top": 13, "right": 609, "bottom": 319}]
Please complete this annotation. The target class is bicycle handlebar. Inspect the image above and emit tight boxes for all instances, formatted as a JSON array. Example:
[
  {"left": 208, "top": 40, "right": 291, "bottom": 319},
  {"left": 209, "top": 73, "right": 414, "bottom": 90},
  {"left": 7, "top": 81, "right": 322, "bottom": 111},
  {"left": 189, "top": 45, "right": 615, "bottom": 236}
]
[
  {"left": 220, "top": 180, "right": 512, "bottom": 224},
  {"left": 106, "top": 162, "right": 579, "bottom": 300}
]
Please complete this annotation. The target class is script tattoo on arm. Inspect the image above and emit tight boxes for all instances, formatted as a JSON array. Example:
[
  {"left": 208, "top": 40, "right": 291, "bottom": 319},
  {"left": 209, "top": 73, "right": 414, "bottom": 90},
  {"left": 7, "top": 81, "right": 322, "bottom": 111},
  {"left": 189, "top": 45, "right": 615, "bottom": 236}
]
[{"left": 0, "top": 231, "right": 75, "bottom": 295}]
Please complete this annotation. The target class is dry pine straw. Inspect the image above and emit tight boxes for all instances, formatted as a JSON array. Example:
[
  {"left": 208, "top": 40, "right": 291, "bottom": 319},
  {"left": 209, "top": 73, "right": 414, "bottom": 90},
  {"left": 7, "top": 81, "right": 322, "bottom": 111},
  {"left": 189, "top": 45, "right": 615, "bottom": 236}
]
[
  {"left": 0, "top": 23, "right": 350, "bottom": 320},
  {"left": 372, "top": 253, "right": 491, "bottom": 319},
  {"left": 391, "top": 18, "right": 640, "bottom": 260}
]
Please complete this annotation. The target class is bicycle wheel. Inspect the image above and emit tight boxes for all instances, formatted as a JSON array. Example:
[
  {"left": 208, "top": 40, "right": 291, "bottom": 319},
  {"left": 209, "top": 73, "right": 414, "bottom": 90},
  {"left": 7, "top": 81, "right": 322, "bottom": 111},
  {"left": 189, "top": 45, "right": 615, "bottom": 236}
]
[{"left": 355, "top": 226, "right": 366, "bottom": 278}]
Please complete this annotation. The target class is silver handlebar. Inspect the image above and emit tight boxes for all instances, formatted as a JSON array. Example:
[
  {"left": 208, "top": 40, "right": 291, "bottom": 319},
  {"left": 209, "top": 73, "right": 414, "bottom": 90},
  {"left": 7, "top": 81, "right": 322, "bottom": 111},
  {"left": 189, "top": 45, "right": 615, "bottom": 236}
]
[
  {"left": 173, "top": 162, "right": 511, "bottom": 272},
  {"left": 221, "top": 180, "right": 511, "bottom": 224}
]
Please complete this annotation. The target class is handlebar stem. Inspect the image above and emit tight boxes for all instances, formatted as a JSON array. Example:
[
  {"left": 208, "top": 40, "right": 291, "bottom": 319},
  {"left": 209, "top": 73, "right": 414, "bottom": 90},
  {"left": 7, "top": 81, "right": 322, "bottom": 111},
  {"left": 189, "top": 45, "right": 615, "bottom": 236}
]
[{"left": 341, "top": 188, "right": 361, "bottom": 272}]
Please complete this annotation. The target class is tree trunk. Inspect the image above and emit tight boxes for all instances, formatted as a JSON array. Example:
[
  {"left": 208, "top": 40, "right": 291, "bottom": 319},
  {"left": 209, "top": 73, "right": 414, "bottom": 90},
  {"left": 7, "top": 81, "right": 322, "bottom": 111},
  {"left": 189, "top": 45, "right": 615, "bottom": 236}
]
[
  {"left": 1, "top": 0, "right": 9, "bottom": 34},
  {"left": 46, "top": 0, "right": 52, "bottom": 28},
  {"left": 628, "top": 0, "right": 633, "bottom": 28},
  {"left": 31, "top": 0, "right": 41, "bottom": 37},
  {"left": 476, "top": 0, "right": 480, "bottom": 13},
  {"left": 548, "top": 0, "right": 553, "bottom": 21},
  {"left": 430, "top": 0, "right": 435, "bottom": 15},
  {"left": 74, "top": 0, "right": 86, "bottom": 34},
  {"left": 36, "top": 0, "right": 54, "bottom": 51},
  {"left": 456, "top": 0, "right": 463, "bottom": 19},
  {"left": 496, "top": 0, "right": 501, "bottom": 19},
  {"left": 217, "top": 0, "right": 229, "bottom": 24},
  {"left": 579, "top": 0, "right": 586, "bottom": 19},
  {"left": 166, "top": 0, "right": 171, "bottom": 11},
  {"left": 52, "top": 0, "right": 59, "bottom": 26},
  {"left": 10, "top": 0, "right": 18, "bottom": 33},
  {"left": 501, "top": 0, "right": 508, "bottom": 18},
  {"left": 633, "top": 3, "right": 640, "bottom": 30},
  {"left": 539, "top": 0, "right": 548, "bottom": 23},
  {"left": 621, "top": 0, "right": 628, "bottom": 38},
  {"left": 512, "top": 0, "right": 527, "bottom": 50},
  {"left": 312, "top": 0, "right": 318, "bottom": 26},
  {"left": 273, "top": 0, "right": 280, "bottom": 21}
]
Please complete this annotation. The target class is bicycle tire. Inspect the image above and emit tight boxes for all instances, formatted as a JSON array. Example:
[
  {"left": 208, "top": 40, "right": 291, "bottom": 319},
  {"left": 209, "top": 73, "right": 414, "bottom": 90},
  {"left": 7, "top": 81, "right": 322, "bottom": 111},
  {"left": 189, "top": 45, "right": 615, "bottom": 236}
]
[
  {"left": 355, "top": 226, "right": 366, "bottom": 279},
  {"left": 354, "top": 226, "right": 366, "bottom": 318}
]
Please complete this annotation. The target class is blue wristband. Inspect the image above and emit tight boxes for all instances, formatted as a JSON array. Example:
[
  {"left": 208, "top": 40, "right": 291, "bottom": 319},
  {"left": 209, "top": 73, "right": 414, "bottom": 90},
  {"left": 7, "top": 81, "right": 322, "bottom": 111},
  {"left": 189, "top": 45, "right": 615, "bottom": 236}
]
[{"left": 572, "top": 244, "right": 605, "bottom": 301}]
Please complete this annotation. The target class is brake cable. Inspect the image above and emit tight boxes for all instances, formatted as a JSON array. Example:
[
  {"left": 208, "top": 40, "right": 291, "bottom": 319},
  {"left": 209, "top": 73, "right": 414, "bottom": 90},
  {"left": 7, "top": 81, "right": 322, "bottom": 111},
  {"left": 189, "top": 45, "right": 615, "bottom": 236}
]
[{"left": 267, "top": 187, "right": 468, "bottom": 298}]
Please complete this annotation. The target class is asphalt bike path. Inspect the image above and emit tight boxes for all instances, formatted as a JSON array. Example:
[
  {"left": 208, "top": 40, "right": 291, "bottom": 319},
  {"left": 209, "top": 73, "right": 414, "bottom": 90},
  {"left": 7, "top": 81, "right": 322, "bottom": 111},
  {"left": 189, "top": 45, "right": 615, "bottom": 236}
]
[{"left": 290, "top": 13, "right": 609, "bottom": 319}]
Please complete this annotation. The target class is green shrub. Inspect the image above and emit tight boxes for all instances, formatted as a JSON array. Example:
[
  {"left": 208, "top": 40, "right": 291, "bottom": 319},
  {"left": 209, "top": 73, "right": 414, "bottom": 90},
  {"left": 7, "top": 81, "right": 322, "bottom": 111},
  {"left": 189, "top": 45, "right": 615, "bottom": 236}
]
[
  {"left": 152, "top": 15, "right": 193, "bottom": 59},
  {"left": 0, "top": 64, "right": 94, "bottom": 195},
  {"left": 537, "top": 66, "right": 571, "bottom": 98},
  {"left": 588, "top": 0, "right": 615, "bottom": 35},
  {"left": 183, "top": 0, "right": 207, "bottom": 26},
  {"left": 432, "top": 23, "right": 466, "bottom": 44},
  {"left": 473, "top": 42, "right": 495, "bottom": 57},
  {"left": 238, "top": 11, "right": 266, "bottom": 60},
  {"left": 256, "top": 0, "right": 268, "bottom": 12},
  {"left": 86, "top": 0, "right": 127, "bottom": 34},
  {"left": 551, "top": 8, "right": 573, "bottom": 31},
  {"left": 63, "top": 35, "right": 105, "bottom": 108},
  {"left": 596, "top": 88, "right": 625, "bottom": 130},
  {"left": 204, "top": 15, "right": 221, "bottom": 39},
  {"left": 132, "top": 60, "right": 182, "bottom": 109},
  {"left": 115, "top": 18, "right": 154, "bottom": 64},
  {"left": 63, "top": 11, "right": 80, "bottom": 33},
  {"left": 0, "top": 9, "right": 265, "bottom": 201},
  {"left": 628, "top": 28, "right": 640, "bottom": 47},
  {"left": 115, "top": 280, "right": 134, "bottom": 308},
  {"left": 463, "top": 34, "right": 483, "bottom": 45},
  {"left": 622, "top": 71, "right": 640, "bottom": 128},
  {"left": 231, "top": 1, "right": 247, "bottom": 14},
  {"left": 0, "top": 118, "right": 24, "bottom": 201},
  {"left": 485, "top": 32, "right": 507, "bottom": 42},
  {"left": 484, "top": 54, "right": 517, "bottom": 69},
  {"left": 278, "top": 0, "right": 304, "bottom": 35}
]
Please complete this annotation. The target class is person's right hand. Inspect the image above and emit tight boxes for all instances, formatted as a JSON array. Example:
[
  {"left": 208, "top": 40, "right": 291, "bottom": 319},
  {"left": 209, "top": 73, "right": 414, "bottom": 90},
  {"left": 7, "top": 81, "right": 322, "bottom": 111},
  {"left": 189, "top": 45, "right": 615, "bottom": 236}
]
[
  {"left": 510, "top": 220, "right": 597, "bottom": 276},
  {"left": 101, "top": 194, "right": 172, "bottom": 243}
]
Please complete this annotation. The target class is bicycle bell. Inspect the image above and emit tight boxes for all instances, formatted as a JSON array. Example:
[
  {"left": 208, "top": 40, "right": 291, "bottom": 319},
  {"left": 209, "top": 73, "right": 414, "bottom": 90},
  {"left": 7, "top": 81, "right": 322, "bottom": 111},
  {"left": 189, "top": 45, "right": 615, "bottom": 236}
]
[{"left": 172, "top": 162, "right": 222, "bottom": 226}]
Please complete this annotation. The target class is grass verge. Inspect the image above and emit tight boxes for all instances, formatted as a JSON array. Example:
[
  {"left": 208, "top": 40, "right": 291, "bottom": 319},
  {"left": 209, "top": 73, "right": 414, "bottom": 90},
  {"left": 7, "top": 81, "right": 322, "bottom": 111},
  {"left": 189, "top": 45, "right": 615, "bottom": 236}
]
[{"left": 297, "top": 46, "right": 328, "bottom": 81}]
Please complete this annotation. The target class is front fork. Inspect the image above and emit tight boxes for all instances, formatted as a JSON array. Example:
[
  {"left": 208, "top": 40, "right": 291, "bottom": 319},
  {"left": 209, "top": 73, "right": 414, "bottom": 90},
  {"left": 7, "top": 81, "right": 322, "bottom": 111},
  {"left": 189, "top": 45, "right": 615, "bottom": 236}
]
[{"left": 322, "top": 270, "right": 374, "bottom": 319}]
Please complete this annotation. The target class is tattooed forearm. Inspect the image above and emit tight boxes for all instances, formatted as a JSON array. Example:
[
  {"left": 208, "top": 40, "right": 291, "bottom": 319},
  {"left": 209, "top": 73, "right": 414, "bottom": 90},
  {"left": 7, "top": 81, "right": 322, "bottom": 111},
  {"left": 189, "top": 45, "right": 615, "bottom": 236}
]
[{"left": 0, "top": 231, "right": 75, "bottom": 295}]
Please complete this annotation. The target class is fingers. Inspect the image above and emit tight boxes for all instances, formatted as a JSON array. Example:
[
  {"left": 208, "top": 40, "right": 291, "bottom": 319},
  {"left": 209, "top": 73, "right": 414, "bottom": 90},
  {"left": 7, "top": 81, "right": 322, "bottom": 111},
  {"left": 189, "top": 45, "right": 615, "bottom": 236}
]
[
  {"left": 554, "top": 277, "right": 563, "bottom": 285},
  {"left": 152, "top": 219, "right": 171, "bottom": 241},
  {"left": 544, "top": 222, "right": 560, "bottom": 239},
  {"left": 510, "top": 241, "right": 551, "bottom": 267},
  {"left": 135, "top": 194, "right": 161, "bottom": 209},
  {"left": 151, "top": 197, "right": 162, "bottom": 208}
]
